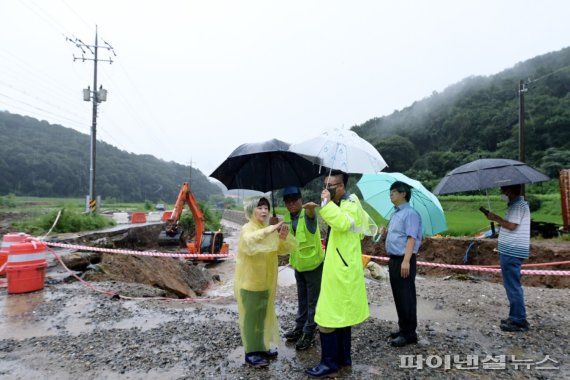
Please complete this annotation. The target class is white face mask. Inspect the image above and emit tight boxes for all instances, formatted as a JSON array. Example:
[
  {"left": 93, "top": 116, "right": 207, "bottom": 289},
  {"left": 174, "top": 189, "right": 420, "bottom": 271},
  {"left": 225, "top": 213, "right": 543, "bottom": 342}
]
[{"left": 500, "top": 194, "right": 509, "bottom": 202}]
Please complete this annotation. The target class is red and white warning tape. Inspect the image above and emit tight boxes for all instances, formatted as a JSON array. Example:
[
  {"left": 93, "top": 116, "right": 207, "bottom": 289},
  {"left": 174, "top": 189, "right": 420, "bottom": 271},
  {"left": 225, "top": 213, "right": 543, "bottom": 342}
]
[
  {"left": 25, "top": 240, "right": 570, "bottom": 277},
  {"left": 44, "top": 241, "right": 232, "bottom": 259},
  {"left": 365, "top": 255, "right": 570, "bottom": 276}
]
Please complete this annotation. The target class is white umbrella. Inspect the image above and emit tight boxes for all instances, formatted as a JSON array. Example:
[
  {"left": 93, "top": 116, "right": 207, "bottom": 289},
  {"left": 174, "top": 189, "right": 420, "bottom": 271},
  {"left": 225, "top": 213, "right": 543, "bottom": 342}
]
[{"left": 289, "top": 127, "right": 387, "bottom": 174}]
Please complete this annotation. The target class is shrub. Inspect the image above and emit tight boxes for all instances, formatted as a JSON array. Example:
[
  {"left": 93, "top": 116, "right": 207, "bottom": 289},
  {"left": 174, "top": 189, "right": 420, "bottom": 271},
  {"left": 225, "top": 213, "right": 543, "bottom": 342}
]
[
  {"left": 13, "top": 208, "right": 115, "bottom": 235},
  {"left": 0, "top": 194, "right": 17, "bottom": 207},
  {"left": 178, "top": 201, "right": 222, "bottom": 236},
  {"left": 526, "top": 194, "right": 541, "bottom": 212},
  {"left": 144, "top": 200, "right": 153, "bottom": 211}
]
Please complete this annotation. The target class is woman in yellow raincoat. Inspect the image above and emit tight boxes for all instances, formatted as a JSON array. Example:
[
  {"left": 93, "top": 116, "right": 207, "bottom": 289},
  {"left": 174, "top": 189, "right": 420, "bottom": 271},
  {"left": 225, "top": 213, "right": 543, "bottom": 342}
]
[{"left": 234, "top": 196, "right": 298, "bottom": 367}]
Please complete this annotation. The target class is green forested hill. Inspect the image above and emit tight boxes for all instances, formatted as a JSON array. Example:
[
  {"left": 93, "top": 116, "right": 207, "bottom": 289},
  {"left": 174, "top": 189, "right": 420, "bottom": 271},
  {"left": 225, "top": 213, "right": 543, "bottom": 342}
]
[
  {"left": 0, "top": 111, "right": 222, "bottom": 202},
  {"left": 353, "top": 46, "right": 570, "bottom": 187},
  {"left": 3, "top": 47, "right": 570, "bottom": 201}
]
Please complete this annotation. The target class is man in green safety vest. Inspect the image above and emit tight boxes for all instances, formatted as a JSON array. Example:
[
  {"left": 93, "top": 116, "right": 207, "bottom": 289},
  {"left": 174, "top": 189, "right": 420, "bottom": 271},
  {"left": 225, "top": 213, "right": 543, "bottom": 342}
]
[
  {"left": 282, "top": 186, "right": 324, "bottom": 351},
  {"left": 305, "top": 170, "right": 376, "bottom": 379}
]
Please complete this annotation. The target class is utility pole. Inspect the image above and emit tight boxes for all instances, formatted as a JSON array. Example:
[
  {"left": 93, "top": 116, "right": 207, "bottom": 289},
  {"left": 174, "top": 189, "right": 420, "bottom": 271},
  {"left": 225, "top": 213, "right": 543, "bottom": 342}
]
[
  {"left": 518, "top": 79, "right": 527, "bottom": 195},
  {"left": 68, "top": 26, "right": 115, "bottom": 213},
  {"left": 188, "top": 158, "right": 193, "bottom": 186},
  {"left": 518, "top": 80, "right": 526, "bottom": 163}
]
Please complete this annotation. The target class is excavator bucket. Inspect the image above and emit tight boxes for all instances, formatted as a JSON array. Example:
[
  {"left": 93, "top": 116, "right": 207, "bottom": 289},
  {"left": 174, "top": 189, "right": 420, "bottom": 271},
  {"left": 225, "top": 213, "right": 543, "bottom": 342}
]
[
  {"left": 157, "top": 230, "right": 185, "bottom": 246},
  {"left": 156, "top": 182, "right": 231, "bottom": 258}
]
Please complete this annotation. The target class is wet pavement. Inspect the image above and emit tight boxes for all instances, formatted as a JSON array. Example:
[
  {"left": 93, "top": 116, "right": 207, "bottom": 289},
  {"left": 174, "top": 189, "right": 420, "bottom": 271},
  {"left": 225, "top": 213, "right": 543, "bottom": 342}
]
[{"left": 1, "top": 219, "right": 569, "bottom": 379}]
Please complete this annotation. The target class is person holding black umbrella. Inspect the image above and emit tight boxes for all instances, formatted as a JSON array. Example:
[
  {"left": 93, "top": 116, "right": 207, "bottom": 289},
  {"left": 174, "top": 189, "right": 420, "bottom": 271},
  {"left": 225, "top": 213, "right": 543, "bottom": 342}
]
[
  {"left": 485, "top": 184, "right": 531, "bottom": 332},
  {"left": 234, "top": 196, "right": 298, "bottom": 367}
]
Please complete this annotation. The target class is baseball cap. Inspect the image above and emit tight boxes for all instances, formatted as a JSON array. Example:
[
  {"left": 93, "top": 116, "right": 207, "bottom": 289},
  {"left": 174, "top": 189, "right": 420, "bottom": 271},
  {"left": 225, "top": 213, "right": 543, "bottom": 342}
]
[{"left": 282, "top": 186, "right": 302, "bottom": 200}]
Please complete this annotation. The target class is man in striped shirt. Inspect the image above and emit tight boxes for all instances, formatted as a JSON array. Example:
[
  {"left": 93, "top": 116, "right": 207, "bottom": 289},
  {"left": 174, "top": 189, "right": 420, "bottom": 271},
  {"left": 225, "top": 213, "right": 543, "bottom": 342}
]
[{"left": 486, "top": 184, "right": 531, "bottom": 332}]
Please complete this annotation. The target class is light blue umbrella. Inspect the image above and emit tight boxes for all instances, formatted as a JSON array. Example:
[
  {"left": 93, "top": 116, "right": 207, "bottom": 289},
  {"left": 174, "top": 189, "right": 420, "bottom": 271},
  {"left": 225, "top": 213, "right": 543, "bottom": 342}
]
[{"left": 357, "top": 172, "right": 447, "bottom": 236}]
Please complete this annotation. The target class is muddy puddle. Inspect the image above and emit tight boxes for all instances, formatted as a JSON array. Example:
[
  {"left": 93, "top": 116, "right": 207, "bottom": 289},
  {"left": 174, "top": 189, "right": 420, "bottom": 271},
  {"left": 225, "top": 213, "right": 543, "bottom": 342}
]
[{"left": 0, "top": 291, "right": 57, "bottom": 339}]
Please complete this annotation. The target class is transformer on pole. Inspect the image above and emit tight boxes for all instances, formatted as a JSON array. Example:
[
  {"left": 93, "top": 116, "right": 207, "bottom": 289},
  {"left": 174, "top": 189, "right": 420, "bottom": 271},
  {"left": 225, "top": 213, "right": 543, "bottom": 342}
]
[{"left": 67, "top": 26, "right": 115, "bottom": 213}]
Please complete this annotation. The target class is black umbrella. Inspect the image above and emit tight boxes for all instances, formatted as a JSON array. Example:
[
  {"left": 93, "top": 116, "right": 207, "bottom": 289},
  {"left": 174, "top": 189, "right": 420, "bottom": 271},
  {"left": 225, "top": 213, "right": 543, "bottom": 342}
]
[
  {"left": 433, "top": 158, "right": 550, "bottom": 195},
  {"left": 210, "top": 138, "right": 322, "bottom": 216}
]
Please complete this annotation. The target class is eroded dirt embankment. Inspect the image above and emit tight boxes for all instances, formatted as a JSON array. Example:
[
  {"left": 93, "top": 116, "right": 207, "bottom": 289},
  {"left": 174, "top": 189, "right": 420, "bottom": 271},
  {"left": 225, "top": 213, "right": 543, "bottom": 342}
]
[{"left": 363, "top": 237, "right": 570, "bottom": 288}]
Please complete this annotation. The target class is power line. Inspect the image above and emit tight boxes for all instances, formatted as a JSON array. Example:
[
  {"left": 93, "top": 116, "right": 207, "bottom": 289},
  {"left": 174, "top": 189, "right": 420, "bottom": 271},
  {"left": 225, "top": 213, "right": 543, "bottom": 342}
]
[
  {"left": 0, "top": 80, "right": 87, "bottom": 121},
  {"left": 526, "top": 65, "right": 570, "bottom": 87},
  {"left": 19, "top": 0, "right": 69, "bottom": 39},
  {"left": 0, "top": 92, "right": 89, "bottom": 130},
  {"left": 0, "top": 49, "right": 81, "bottom": 101},
  {"left": 60, "top": 0, "right": 93, "bottom": 30},
  {"left": 12, "top": 1, "right": 187, "bottom": 173}
]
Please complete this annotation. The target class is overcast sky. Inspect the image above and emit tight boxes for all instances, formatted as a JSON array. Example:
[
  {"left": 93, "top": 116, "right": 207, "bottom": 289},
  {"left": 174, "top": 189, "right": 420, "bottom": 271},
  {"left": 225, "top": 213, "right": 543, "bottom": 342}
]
[{"left": 1, "top": 0, "right": 569, "bottom": 176}]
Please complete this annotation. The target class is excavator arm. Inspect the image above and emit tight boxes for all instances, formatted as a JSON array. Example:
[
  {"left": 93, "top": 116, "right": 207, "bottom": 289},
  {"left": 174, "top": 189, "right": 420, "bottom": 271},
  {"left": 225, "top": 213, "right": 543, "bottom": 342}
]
[
  {"left": 162, "top": 182, "right": 204, "bottom": 247},
  {"left": 159, "top": 182, "right": 229, "bottom": 258},
  {"left": 181, "top": 183, "right": 205, "bottom": 253}
]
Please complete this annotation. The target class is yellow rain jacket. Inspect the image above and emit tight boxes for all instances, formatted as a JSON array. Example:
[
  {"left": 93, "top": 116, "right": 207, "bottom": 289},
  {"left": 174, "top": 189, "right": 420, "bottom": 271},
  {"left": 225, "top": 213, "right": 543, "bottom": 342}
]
[
  {"left": 315, "top": 193, "right": 371, "bottom": 328},
  {"left": 234, "top": 197, "right": 298, "bottom": 351}
]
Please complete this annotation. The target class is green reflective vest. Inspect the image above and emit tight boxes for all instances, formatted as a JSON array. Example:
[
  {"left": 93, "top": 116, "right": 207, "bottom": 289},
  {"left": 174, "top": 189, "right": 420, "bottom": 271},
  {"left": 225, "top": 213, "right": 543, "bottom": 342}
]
[{"left": 285, "top": 209, "right": 324, "bottom": 272}]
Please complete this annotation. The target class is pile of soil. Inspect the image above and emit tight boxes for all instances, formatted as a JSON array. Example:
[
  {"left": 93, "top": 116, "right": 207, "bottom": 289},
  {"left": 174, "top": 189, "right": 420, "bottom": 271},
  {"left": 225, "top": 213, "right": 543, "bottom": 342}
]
[
  {"left": 363, "top": 236, "right": 570, "bottom": 288},
  {"left": 82, "top": 254, "right": 213, "bottom": 298}
]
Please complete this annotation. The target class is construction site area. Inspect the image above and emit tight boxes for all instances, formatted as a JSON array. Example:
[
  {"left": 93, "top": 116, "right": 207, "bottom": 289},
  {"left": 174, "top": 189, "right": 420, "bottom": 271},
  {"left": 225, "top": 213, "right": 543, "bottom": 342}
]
[{"left": 0, "top": 207, "right": 569, "bottom": 379}]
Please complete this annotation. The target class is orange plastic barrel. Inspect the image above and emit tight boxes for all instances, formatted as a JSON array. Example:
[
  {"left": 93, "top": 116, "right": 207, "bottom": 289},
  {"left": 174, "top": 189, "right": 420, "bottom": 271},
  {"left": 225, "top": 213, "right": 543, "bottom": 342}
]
[
  {"left": 131, "top": 212, "right": 147, "bottom": 224},
  {"left": 0, "top": 232, "right": 31, "bottom": 276},
  {"left": 161, "top": 211, "right": 173, "bottom": 221},
  {"left": 6, "top": 240, "right": 47, "bottom": 294}
]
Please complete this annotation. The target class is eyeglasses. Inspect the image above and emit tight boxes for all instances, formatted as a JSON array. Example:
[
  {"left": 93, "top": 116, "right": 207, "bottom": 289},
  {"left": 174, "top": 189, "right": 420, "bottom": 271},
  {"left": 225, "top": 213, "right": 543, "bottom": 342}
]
[{"left": 324, "top": 182, "right": 342, "bottom": 190}]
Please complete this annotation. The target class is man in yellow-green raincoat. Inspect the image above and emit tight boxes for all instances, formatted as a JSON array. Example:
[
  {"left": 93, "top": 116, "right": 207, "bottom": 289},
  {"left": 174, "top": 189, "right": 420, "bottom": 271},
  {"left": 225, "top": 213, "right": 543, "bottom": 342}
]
[
  {"left": 305, "top": 170, "right": 376, "bottom": 379},
  {"left": 234, "top": 196, "right": 298, "bottom": 368}
]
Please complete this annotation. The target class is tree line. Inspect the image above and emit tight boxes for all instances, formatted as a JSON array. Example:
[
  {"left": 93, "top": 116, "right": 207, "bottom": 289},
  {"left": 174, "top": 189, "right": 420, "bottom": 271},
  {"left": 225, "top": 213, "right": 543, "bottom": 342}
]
[
  {"left": 352, "top": 46, "right": 570, "bottom": 190},
  {"left": 2, "top": 47, "right": 570, "bottom": 201},
  {"left": 0, "top": 111, "right": 222, "bottom": 202}
]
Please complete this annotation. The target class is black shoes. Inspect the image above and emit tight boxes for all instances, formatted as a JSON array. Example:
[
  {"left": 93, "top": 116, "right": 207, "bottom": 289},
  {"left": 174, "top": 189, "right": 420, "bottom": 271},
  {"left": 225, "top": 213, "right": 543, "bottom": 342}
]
[
  {"left": 244, "top": 349, "right": 278, "bottom": 367},
  {"left": 388, "top": 330, "right": 400, "bottom": 339},
  {"left": 304, "top": 363, "right": 340, "bottom": 379},
  {"left": 285, "top": 327, "right": 316, "bottom": 350},
  {"left": 500, "top": 319, "right": 530, "bottom": 332},
  {"left": 284, "top": 328, "right": 303, "bottom": 342},
  {"left": 259, "top": 349, "right": 278, "bottom": 359},
  {"left": 390, "top": 335, "right": 418, "bottom": 347},
  {"left": 295, "top": 332, "right": 316, "bottom": 351},
  {"left": 245, "top": 353, "right": 269, "bottom": 367}
]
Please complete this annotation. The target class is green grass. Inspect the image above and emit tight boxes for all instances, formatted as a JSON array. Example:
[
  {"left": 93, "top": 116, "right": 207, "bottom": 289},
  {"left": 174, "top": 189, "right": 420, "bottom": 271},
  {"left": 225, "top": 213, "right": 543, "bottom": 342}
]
[
  {"left": 3, "top": 193, "right": 565, "bottom": 237},
  {"left": 438, "top": 194, "right": 562, "bottom": 236},
  {"left": 0, "top": 195, "right": 226, "bottom": 235},
  {"left": 12, "top": 208, "right": 115, "bottom": 235},
  {"left": 274, "top": 193, "right": 564, "bottom": 238}
]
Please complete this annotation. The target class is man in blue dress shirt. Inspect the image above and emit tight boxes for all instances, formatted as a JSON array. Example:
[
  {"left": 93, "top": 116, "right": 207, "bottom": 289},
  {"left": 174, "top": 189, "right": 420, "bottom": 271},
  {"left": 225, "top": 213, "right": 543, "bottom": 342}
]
[{"left": 385, "top": 181, "right": 423, "bottom": 347}]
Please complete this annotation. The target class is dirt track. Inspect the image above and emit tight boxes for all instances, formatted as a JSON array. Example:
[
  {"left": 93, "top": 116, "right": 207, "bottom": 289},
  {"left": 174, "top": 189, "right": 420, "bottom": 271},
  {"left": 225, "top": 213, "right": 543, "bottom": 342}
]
[{"left": 0, "top": 220, "right": 569, "bottom": 379}]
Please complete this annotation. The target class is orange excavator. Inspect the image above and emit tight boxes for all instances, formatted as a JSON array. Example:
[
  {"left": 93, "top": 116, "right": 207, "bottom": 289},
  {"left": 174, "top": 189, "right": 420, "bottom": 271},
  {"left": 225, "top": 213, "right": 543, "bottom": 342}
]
[{"left": 158, "top": 182, "right": 229, "bottom": 260}]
